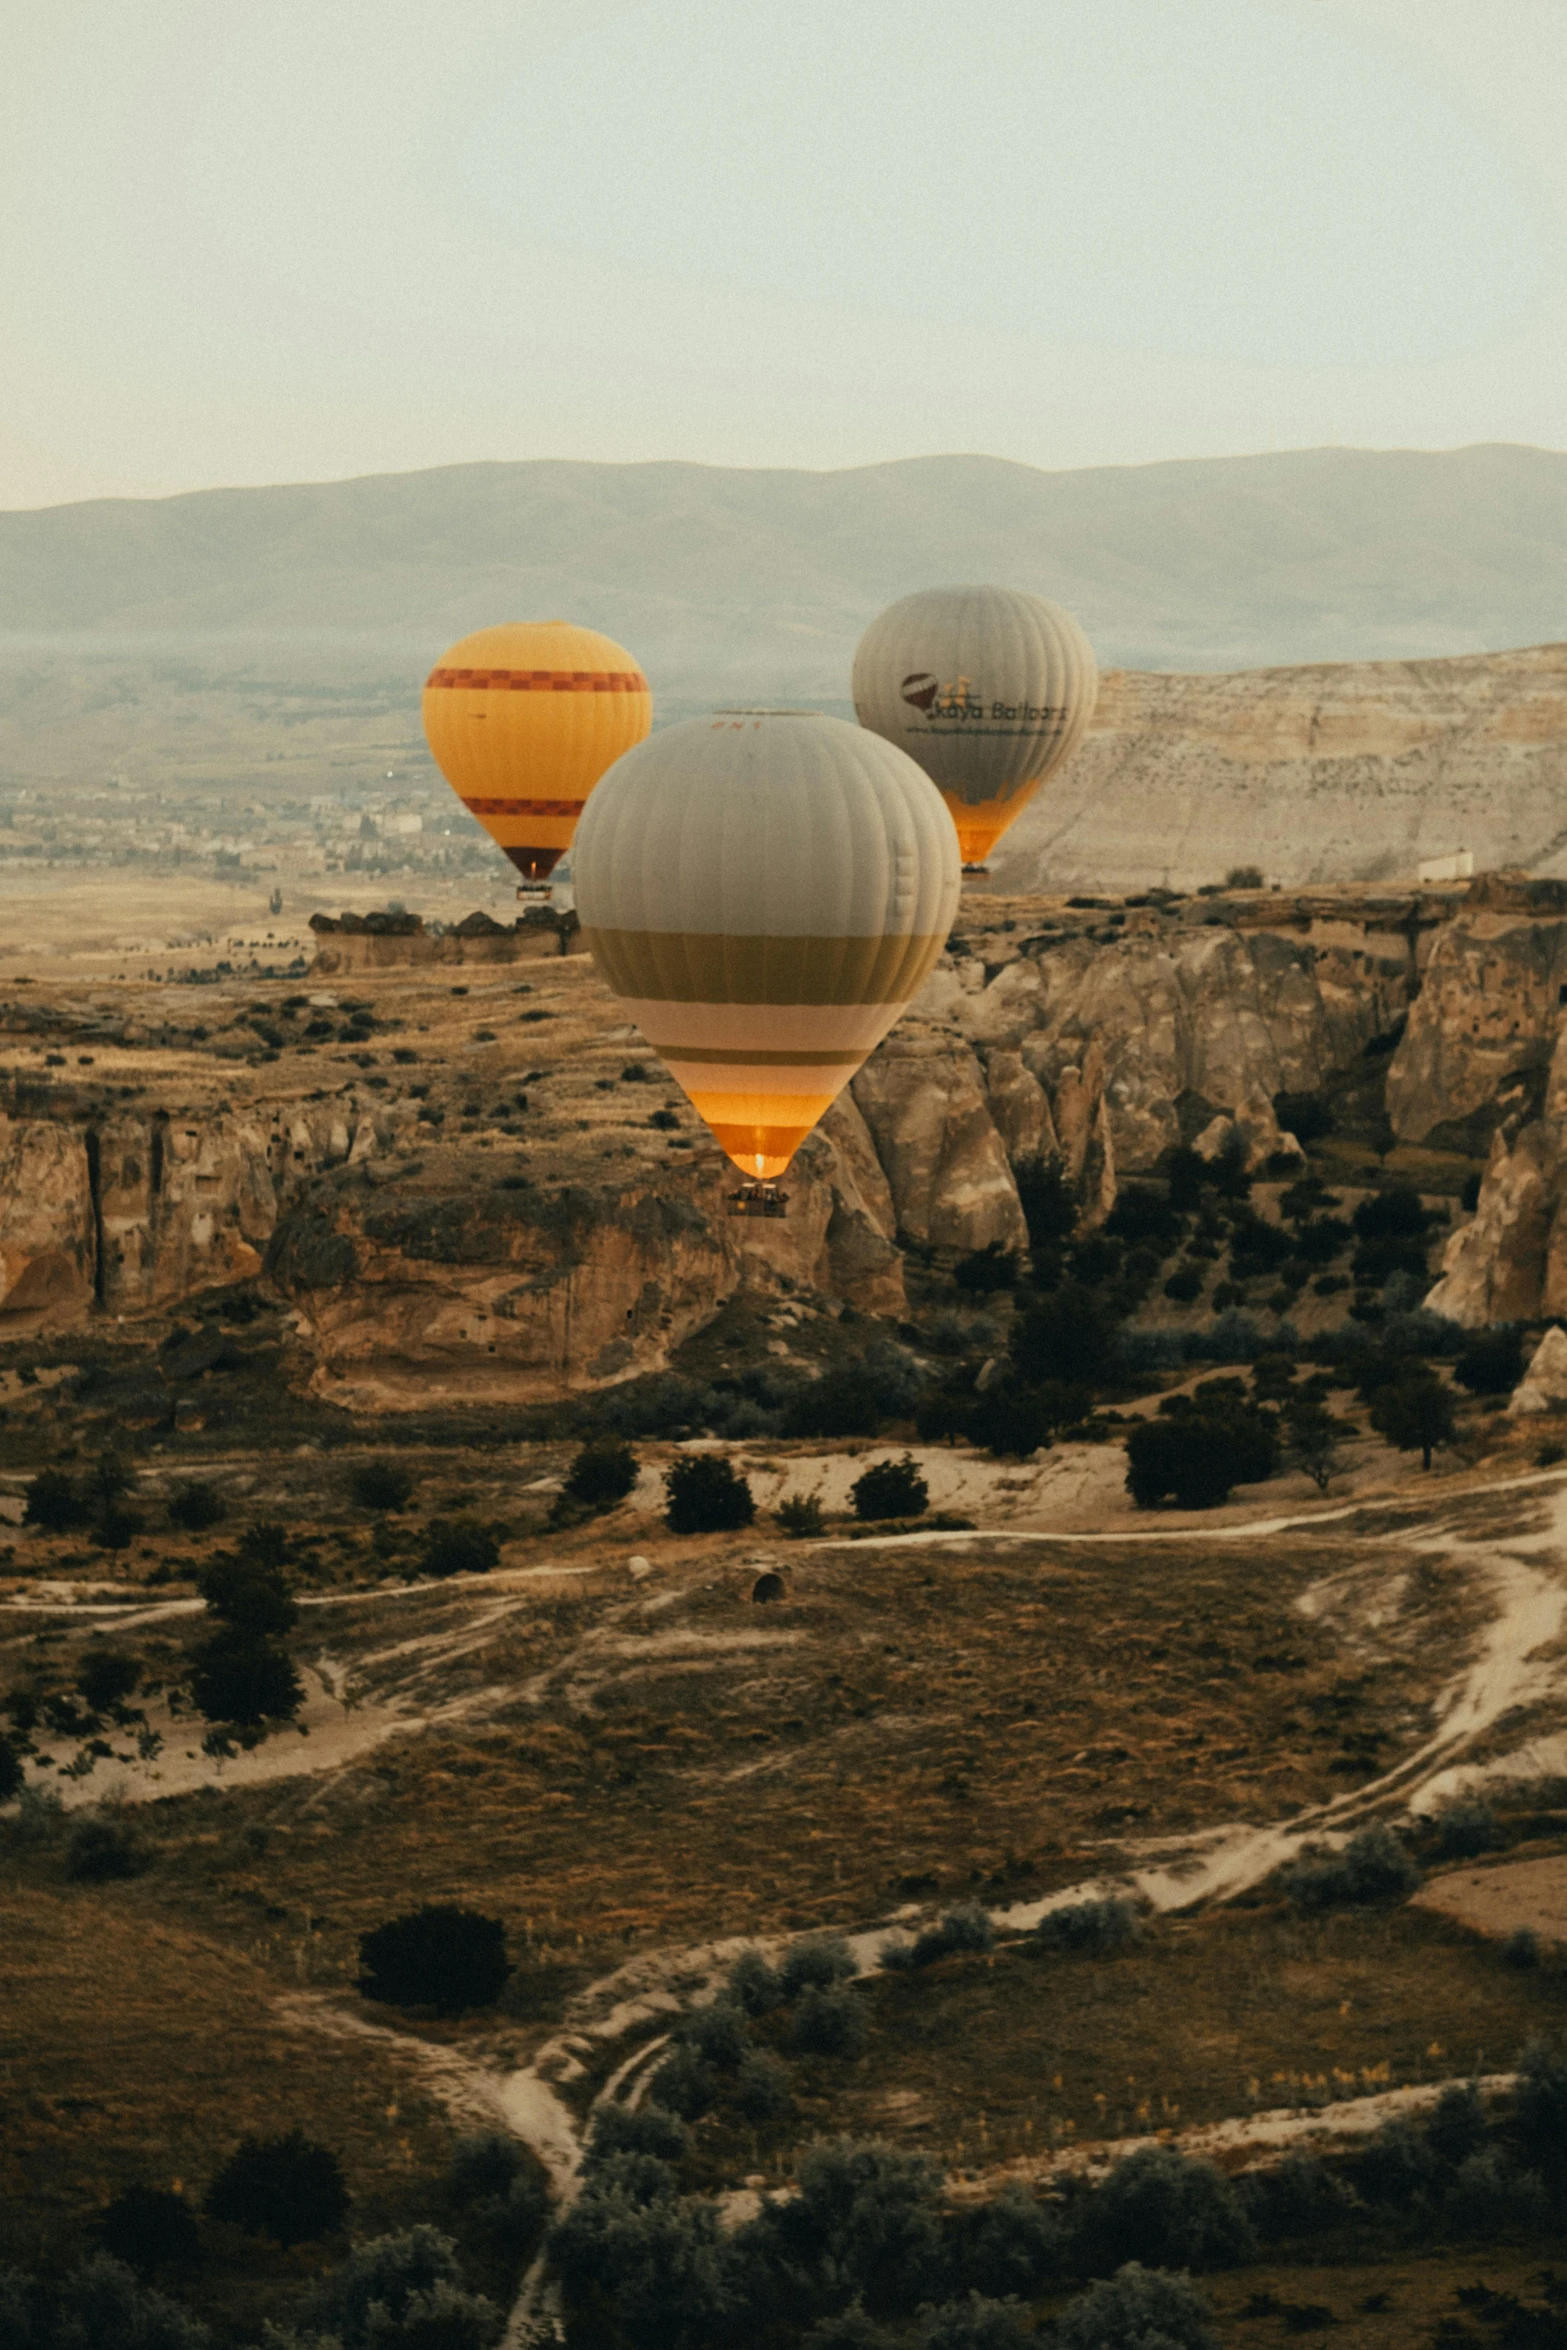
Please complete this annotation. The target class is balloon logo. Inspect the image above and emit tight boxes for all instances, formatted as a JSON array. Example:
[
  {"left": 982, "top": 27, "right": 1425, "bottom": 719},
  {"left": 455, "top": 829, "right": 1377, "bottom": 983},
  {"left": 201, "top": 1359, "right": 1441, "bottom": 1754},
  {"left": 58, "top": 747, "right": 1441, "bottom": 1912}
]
[
  {"left": 422, "top": 621, "right": 651, "bottom": 881},
  {"left": 855, "top": 586, "right": 1098, "bottom": 866},
  {"left": 573, "top": 712, "right": 960, "bottom": 1182}
]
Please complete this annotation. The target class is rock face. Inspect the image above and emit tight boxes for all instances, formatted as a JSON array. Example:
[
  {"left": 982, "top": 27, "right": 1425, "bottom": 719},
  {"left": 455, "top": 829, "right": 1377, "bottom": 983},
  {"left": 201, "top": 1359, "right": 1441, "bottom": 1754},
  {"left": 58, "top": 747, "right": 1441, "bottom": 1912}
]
[
  {"left": 1388, "top": 889, "right": 1567, "bottom": 1145},
  {"left": 993, "top": 643, "right": 1567, "bottom": 895},
  {"left": 1508, "top": 1325, "right": 1567, "bottom": 1417},
  {"left": 0, "top": 1119, "right": 96, "bottom": 1318},
  {"left": 852, "top": 1041, "right": 1028, "bottom": 1255}
]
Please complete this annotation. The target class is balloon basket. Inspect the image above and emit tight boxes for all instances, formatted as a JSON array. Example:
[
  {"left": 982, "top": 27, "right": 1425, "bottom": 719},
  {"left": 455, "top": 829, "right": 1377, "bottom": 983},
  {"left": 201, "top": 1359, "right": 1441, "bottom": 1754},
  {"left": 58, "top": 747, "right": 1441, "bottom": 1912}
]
[{"left": 727, "top": 1181, "right": 789, "bottom": 1220}]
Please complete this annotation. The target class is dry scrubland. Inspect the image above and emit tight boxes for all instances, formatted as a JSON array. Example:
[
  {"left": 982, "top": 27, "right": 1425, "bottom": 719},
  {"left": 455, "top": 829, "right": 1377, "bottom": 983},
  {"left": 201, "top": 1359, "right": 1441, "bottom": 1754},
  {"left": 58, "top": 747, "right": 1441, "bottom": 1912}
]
[{"left": 3, "top": 893, "right": 1567, "bottom": 2345}]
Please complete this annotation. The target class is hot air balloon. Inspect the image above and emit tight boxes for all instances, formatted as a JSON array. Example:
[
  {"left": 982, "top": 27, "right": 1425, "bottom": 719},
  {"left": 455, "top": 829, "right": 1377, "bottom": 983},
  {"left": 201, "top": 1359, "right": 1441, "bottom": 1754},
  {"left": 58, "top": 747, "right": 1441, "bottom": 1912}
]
[
  {"left": 851, "top": 585, "right": 1097, "bottom": 868},
  {"left": 421, "top": 621, "right": 651, "bottom": 883},
  {"left": 573, "top": 711, "right": 960, "bottom": 1200}
]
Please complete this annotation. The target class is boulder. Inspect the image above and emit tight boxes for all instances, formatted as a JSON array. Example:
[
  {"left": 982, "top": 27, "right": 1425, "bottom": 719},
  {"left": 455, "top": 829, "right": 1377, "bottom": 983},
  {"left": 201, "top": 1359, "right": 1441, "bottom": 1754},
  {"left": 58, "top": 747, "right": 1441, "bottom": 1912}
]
[
  {"left": 1507, "top": 1325, "right": 1567, "bottom": 1417},
  {"left": 852, "top": 1039, "right": 1027, "bottom": 1253},
  {"left": 1424, "top": 1123, "right": 1555, "bottom": 1327}
]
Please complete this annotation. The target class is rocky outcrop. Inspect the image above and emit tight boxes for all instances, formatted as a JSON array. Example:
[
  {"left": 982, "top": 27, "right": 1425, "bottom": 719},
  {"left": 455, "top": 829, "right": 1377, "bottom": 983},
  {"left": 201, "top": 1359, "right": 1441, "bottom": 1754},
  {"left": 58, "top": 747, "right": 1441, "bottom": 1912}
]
[
  {"left": 0, "top": 1118, "right": 96, "bottom": 1319},
  {"left": 992, "top": 642, "right": 1567, "bottom": 895},
  {"left": 852, "top": 1041, "right": 1027, "bottom": 1255},
  {"left": 1388, "top": 896, "right": 1567, "bottom": 1145},
  {"left": 1508, "top": 1326, "right": 1567, "bottom": 1417},
  {"left": 1425, "top": 1121, "right": 1558, "bottom": 1327}
]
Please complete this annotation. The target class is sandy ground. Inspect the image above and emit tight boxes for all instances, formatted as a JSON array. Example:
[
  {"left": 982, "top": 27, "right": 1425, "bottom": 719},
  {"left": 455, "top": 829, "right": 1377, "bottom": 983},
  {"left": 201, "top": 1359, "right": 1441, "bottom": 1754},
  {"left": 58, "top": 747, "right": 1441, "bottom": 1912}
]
[{"left": 1415, "top": 1854, "right": 1567, "bottom": 1945}]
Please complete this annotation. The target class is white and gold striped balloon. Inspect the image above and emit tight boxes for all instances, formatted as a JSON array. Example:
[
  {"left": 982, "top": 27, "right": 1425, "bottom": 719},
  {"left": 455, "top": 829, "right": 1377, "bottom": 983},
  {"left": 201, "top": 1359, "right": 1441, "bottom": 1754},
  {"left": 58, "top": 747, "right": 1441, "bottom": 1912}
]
[{"left": 573, "top": 711, "right": 960, "bottom": 1180}]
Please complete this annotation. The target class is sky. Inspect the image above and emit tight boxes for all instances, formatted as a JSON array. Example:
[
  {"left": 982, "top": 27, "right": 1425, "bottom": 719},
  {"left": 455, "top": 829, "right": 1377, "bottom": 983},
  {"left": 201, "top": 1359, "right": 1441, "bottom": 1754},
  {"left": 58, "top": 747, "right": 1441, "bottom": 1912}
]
[{"left": 4, "top": 0, "right": 1567, "bottom": 510}]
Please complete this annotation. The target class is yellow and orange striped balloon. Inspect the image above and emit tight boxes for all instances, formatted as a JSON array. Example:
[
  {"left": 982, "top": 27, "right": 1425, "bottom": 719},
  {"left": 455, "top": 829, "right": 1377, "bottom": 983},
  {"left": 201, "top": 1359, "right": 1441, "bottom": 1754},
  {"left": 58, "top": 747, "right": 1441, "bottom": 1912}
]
[{"left": 421, "top": 621, "right": 652, "bottom": 881}]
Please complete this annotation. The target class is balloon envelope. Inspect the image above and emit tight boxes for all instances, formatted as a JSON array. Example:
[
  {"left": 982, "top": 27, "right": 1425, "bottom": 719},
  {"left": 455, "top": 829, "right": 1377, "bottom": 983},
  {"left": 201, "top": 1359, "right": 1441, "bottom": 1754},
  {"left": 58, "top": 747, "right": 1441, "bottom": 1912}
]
[
  {"left": 422, "top": 621, "right": 652, "bottom": 880},
  {"left": 851, "top": 585, "right": 1097, "bottom": 865},
  {"left": 574, "top": 711, "right": 960, "bottom": 1179}
]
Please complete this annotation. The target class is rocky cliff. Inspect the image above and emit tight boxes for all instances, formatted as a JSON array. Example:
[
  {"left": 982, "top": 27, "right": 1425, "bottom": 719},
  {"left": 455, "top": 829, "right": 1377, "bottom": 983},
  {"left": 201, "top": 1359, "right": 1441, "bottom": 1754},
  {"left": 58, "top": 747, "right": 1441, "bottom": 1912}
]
[
  {"left": 0, "top": 879, "right": 1541, "bottom": 1391},
  {"left": 993, "top": 643, "right": 1567, "bottom": 896}
]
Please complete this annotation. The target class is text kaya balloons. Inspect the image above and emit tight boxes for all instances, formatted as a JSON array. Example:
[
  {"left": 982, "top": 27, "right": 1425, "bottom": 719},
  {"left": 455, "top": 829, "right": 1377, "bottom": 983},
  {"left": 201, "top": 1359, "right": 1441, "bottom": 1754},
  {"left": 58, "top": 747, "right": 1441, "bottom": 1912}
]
[
  {"left": 573, "top": 711, "right": 960, "bottom": 1180},
  {"left": 852, "top": 584, "right": 1097, "bottom": 866},
  {"left": 422, "top": 621, "right": 652, "bottom": 881}
]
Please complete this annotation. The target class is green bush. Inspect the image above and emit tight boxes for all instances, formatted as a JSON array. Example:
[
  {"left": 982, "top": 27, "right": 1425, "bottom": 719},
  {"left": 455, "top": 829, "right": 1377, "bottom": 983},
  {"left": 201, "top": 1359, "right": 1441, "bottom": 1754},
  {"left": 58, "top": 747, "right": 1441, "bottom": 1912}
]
[
  {"left": 969, "top": 1384, "right": 1066, "bottom": 1458},
  {"left": 75, "top": 1647, "right": 142, "bottom": 1716},
  {"left": 1077, "top": 2146, "right": 1256, "bottom": 2274},
  {"left": 778, "top": 2138, "right": 946, "bottom": 2315},
  {"left": 1035, "top": 1895, "right": 1140, "bottom": 1956},
  {"left": 562, "top": 1438, "right": 639, "bottom": 1511},
  {"left": 190, "top": 1633, "right": 302, "bottom": 1727},
  {"left": 167, "top": 1482, "right": 226, "bottom": 1532},
  {"left": 199, "top": 1557, "right": 297, "bottom": 1636},
  {"left": 98, "top": 2184, "right": 200, "bottom": 2277},
  {"left": 783, "top": 1366, "right": 886, "bottom": 1439},
  {"left": 587, "top": 2104, "right": 689, "bottom": 2166},
  {"left": 1429, "top": 1798, "right": 1498, "bottom": 1860},
  {"left": 919, "top": 2293, "right": 1033, "bottom": 2350},
  {"left": 293, "top": 2223, "right": 499, "bottom": 2348},
  {"left": 1273, "top": 1090, "right": 1334, "bottom": 1143},
  {"left": 1125, "top": 1396, "right": 1278, "bottom": 1508},
  {"left": 1369, "top": 1369, "right": 1456, "bottom": 1469},
  {"left": 23, "top": 1469, "right": 89, "bottom": 1532},
  {"left": 358, "top": 1905, "right": 510, "bottom": 2013},
  {"left": 206, "top": 2130, "right": 347, "bottom": 2247},
  {"left": 679, "top": 1999, "right": 749, "bottom": 2071},
  {"left": 736, "top": 2048, "right": 793, "bottom": 2122},
  {"left": 1454, "top": 1330, "right": 1525, "bottom": 1396},
  {"left": 1514, "top": 2039, "right": 1567, "bottom": 2169},
  {"left": 779, "top": 1932, "right": 856, "bottom": 1998},
  {"left": 1240, "top": 2151, "right": 1355, "bottom": 2240},
  {"left": 953, "top": 1242, "right": 1019, "bottom": 1293},
  {"left": 1055, "top": 2262, "right": 1216, "bottom": 2350},
  {"left": 951, "top": 2183, "right": 1065, "bottom": 2297},
  {"left": 420, "top": 1518, "right": 501, "bottom": 1578},
  {"left": 350, "top": 1460, "right": 415, "bottom": 1512},
  {"left": 850, "top": 1454, "right": 929, "bottom": 1522},
  {"left": 1014, "top": 1156, "right": 1079, "bottom": 1252},
  {"left": 647, "top": 2044, "right": 716, "bottom": 2120},
  {"left": 66, "top": 1815, "right": 144, "bottom": 1882},
  {"left": 777, "top": 1493, "right": 826, "bottom": 1538},
  {"left": 0, "top": 1736, "right": 23, "bottom": 1803},
  {"left": 906, "top": 1902, "right": 994, "bottom": 1968},
  {"left": 238, "top": 1521, "right": 290, "bottom": 1570},
  {"left": 29, "top": 2253, "right": 211, "bottom": 2350},
  {"left": 727, "top": 1947, "right": 784, "bottom": 2014},
  {"left": 663, "top": 1455, "right": 754, "bottom": 1534},
  {"left": 1012, "top": 1284, "right": 1118, "bottom": 1388},
  {"left": 1278, "top": 1825, "right": 1421, "bottom": 1913},
  {"left": 1163, "top": 1263, "right": 1203, "bottom": 1303},
  {"left": 789, "top": 1983, "right": 868, "bottom": 2057}
]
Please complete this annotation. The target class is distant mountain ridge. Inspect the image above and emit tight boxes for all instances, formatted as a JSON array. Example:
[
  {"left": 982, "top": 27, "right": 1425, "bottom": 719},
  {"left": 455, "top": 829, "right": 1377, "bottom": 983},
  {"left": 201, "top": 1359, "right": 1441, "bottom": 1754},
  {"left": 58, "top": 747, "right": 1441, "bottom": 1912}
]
[{"left": 3, "top": 442, "right": 1566, "bottom": 683}]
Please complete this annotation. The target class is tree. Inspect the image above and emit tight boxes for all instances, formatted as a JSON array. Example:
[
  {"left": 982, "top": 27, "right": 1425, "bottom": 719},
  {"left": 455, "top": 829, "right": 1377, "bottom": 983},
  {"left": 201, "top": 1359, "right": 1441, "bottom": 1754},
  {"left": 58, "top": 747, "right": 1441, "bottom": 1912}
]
[
  {"left": 296, "top": 2224, "right": 500, "bottom": 2349},
  {"left": 850, "top": 1455, "right": 929, "bottom": 1522},
  {"left": 351, "top": 1460, "right": 415, "bottom": 1512},
  {"left": 47, "top": 2253, "right": 211, "bottom": 2350},
  {"left": 919, "top": 2295, "right": 1033, "bottom": 2350},
  {"left": 777, "top": 1494, "right": 825, "bottom": 1538},
  {"left": 1077, "top": 2146, "right": 1255, "bottom": 2274},
  {"left": 66, "top": 1816, "right": 144, "bottom": 1881},
  {"left": 358, "top": 1904, "right": 511, "bottom": 2013},
  {"left": 205, "top": 2130, "right": 347, "bottom": 2246},
  {"left": 1011, "top": 1284, "right": 1118, "bottom": 1389},
  {"left": 190, "top": 1633, "right": 302, "bottom": 1727},
  {"left": 76, "top": 1646, "right": 142, "bottom": 1716},
  {"left": 783, "top": 1366, "right": 886, "bottom": 1439},
  {"left": 563, "top": 1438, "right": 639, "bottom": 1511},
  {"left": 420, "top": 1518, "right": 500, "bottom": 1578},
  {"left": 953, "top": 1243, "right": 1018, "bottom": 1294},
  {"left": 1370, "top": 1369, "right": 1457, "bottom": 1469},
  {"left": 1454, "top": 1329, "right": 1525, "bottom": 1397},
  {"left": 99, "top": 2185, "right": 200, "bottom": 2277},
  {"left": 1055, "top": 2263, "right": 1217, "bottom": 2350},
  {"left": 1351, "top": 1186, "right": 1435, "bottom": 1286},
  {"left": 970, "top": 1384, "right": 1076, "bottom": 1458},
  {"left": 1285, "top": 1397, "right": 1346, "bottom": 1493},
  {"left": 199, "top": 1556, "right": 298, "bottom": 1637},
  {"left": 664, "top": 1455, "right": 754, "bottom": 1534},
  {"left": 168, "top": 1482, "right": 226, "bottom": 1532},
  {"left": 1013, "top": 1156, "right": 1078, "bottom": 1253},
  {"left": 0, "top": 1736, "right": 23, "bottom": 1803},
  {"left": 1125, "top": 1399, "right": 1278, "bottom": 1509},
  {"left": 23, "top": 1469, "right": 89, "bottom": 1532}
]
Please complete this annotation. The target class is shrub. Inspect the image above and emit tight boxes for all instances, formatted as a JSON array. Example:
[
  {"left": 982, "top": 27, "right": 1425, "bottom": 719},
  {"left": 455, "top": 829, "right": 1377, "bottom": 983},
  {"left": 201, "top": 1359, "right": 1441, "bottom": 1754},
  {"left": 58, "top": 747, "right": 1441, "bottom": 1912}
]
[
  {"left": 679, "top": 1999, "right": 749, "bottom": 2071},
  {"left": 1125, "top": 1399, "right": 1277, "bottom": 1509},
  {"left": 444, "top": 2132, "right": 549, "bottom": 2258},
  {"left": 647, "top": 2044, "right": 716, "bottom": 2120},
  {"left": 0, "top": 1736, "right": 23, "bottom": 1803},
  {"left": 1055, "top": 2262, "right": 1217, "bottom": 2350},
  {"left": 206, "top": 2130, "right": 348, "bottom": 2246},
  {"left": 791, "top": 1984, "right": 869, "bottom": 2058},
  {"left": 99, "top": 2184, "right": 201, "bottom": 2276},
  {"left": 588, "top": 2104, "right": 689, "bottom": 2166},
  {"left": 168, "top": 1482, "right": 226, "bottom": 1532},
  {"left": 779, "top": 1931, "right": 856, "bottom": 1998},
  {"left": 1012, "top": 1285, "right": 1118, "bottom": 1388},
  {"left": 550, "top": 2187, "right": 730, "bottom": 2341},
  {"left": 23, "top": 1469, "right": 89, "bottom": 1532},
  {"left": 1226, "top": 864, "right": 1264, "bottom": 889},
  {"left": 1035, "top": 1895, "right": 1139, "bottom": 1956},
  {"left": 358, "top": 1905, "right": 510, "bottom": 2013},
  {"left": 1278, "top": 1825, "right": 1421, "bottom": 1913},
  {"left": 297, "top": 2224, "right": 500, "bottom": 2348},
  {"left": 785, "top": 2139, "right": 946, "bottom": 2314},
  {"left": 1014, "top": 1156, "right": 1079, "bottom": 1252},
  {"left": 1273, "top": 1089, "right": 1334, "bottom": 1143},
  {"left": 804, "top": 2311, "right": 898, "bottom": 2350},
  {"left": 1355, "top": 2117, "right": 1439, "bottom": 2210},
  {"left": 1163, "top": 1264, "right": 1203, "bottom": 1303},
  {"left": 777, "top": 1493, "right": 826, "bottom": 1538},
  {"left": 75, "top": 1646, "right": 142, "bottom": 1715},
  {"left": 199, "top": 1557, "right": 298, "bottom": 1637},
  {"left": 1513, "top": 2039, "right": 1567, "bottom": 2168},
  {"left": 1425, "top": 2081, "right": 1487, "bottom": 2168},
  {"left": 1503, "top": 1927, "right": 1541, "bottom": 1969},
  {"left": 46, "top": 2254, "right": 211, "bottom": 2350},
  {"left": 351, "top": 1460, "right": 414, "bottom": 1511},
  {"left": 664, "top": 1455, "right": 754, "bottom": 1534},
  {"left": 1443, "top": 2147, "right": 1550, "bottom": 2237},
  {"left": 783, "top": 1366, "right": 886, "bottom": 1439},
  {"left": 190, "top": 1634, "right": 302, "bottom": 1727},
  {"left": 420, "top": 1518, "right": 500, "bottom": 1578},
  {"left": 736, "top": 2047, "right": 793, "bottom": 2122},
  {"left": 909, "top": 1901, "right": 995, "bottom": 1968},
  {"left": 954, "top": 1243, "right": 1019, "bottom": 1294},
  {"left": 919, "top": 2294, "right": 1033, "bottom": 2350},
  {"left": 1370, "top": 1368, "right": 1457, "bottom": 1468},
  {"left": 563, "top": 1438, "right": 639, "bottom": 1511},
  {"left": 1077, "top": 2147, "right": 1256, "bottom": 2274},
  {"left": 1240, "top": 2152, "right": 1355, "bottom": 2241},
  {"left": 950, "top": 2184, "right": 1064, "bottom": 2296},
  {"left": 1454, "top": 1330, "right": 1525, "bottom": 1397},
  {"left": 66, "top": 1815, "right": 144, "bottom": 1882},
  {"left": 851, "top": 1455, "right": 929, "bottom": 1522},
  {"left": 239, "top": 1521, "right": 290, "bottom": 1570},
  {"left": 1429, "top": 1797, "right": 1498, "bottom": 1860},
  {"left": 727, "top": 1947, "right": 784, "bottom": 2015},
  {"left": 969, "top": 1385, "right": 1064, "bottom": 1459}
]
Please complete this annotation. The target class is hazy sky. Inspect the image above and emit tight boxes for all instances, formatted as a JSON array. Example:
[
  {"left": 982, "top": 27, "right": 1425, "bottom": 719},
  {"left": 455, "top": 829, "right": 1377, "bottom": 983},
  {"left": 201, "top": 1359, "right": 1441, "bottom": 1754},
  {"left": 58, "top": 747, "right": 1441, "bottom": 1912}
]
[{"left": 5, "top": 0, "right": 1566, "bottom": 509}]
